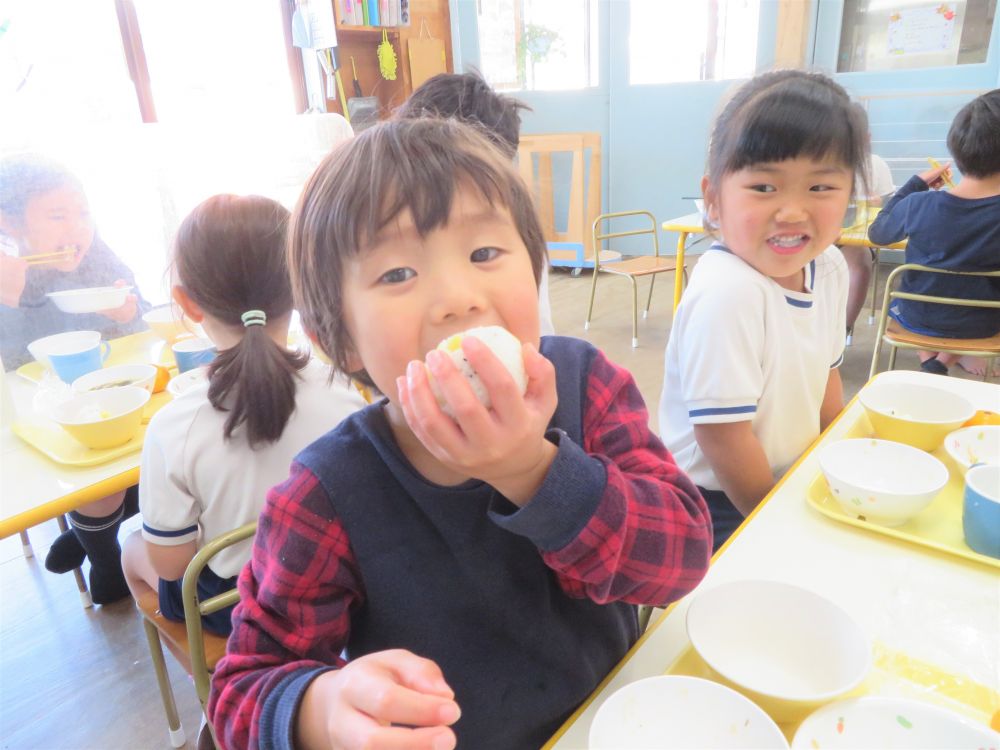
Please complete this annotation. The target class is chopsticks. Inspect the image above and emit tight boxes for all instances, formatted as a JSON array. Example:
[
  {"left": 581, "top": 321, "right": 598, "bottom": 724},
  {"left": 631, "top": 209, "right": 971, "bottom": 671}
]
[
  {"left": 927, "top": 158, "right": 955, "bottom": 189},
  {"left": 22, "top": 249, "right": 77, "bottom": 266}
]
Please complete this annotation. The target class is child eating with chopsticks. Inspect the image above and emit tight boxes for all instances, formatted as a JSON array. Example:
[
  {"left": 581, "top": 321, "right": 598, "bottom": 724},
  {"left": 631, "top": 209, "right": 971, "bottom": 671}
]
[{"left": 0, "top": 152, "right": 150, "bottom": 370}]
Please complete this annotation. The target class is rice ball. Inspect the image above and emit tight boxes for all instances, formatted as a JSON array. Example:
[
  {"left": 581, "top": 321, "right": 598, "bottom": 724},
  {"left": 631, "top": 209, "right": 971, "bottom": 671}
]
[{"left": 428, "top": 326, "right": 527, "bottom": 416}]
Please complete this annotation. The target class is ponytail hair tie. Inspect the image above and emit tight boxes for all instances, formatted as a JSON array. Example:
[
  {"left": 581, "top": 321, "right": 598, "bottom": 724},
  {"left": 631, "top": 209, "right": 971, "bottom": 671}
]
[{"left": 241, "top": 310, "right": 267, "bottom": 327}]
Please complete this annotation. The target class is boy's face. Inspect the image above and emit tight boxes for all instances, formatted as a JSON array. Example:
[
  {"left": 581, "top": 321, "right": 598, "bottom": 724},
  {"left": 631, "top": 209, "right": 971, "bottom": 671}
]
[
  {"left": 8, "top": 185, "right": 96, "bottom": 272},
  {"left": 704, "top": 156, "right": 852, "bottom": 290},
  {"left": 340, "top": 185, "right": 540, "bottom": 401}
]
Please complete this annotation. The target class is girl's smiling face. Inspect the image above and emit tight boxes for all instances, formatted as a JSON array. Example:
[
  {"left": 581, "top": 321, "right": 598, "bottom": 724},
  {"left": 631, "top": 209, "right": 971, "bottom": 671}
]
[
  {"left": 703, "top": 156, "right": 852, "bottom": 291},
  {"left": 339, "top": 184, "right": 540, "bottom": 405},
  {"left": 11, "top": 185, "right": 96, "bottom": 271}
]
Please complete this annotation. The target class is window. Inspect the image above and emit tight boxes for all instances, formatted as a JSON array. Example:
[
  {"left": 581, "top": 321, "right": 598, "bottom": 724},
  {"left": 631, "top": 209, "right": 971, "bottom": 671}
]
[
  {"left": 477, "top": 0, "right": 598, "bottom": 91},
  {"left": 629, "top": 0, "right": 760, "bottom": 85},
  {"left": 838, "top": 0, "right": 996, "bottom": 72}
]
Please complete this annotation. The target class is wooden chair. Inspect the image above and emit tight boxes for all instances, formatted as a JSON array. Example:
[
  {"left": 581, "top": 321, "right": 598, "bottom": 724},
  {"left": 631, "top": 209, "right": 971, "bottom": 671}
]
[
  {"left": 869, "top": 263, "right": 1000, "bottom": 380},
  {"left": 587, "top": 211, "right": 686, "bottom": 347},
  {"left": 136, "top": 522, "right": 257, "bottom": 749}
]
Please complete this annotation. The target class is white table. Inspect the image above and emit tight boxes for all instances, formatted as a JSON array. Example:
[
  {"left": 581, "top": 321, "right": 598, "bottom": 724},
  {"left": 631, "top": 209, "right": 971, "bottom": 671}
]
[{"left": 545, "top": 370, "right": 1000, "bottom": 748}]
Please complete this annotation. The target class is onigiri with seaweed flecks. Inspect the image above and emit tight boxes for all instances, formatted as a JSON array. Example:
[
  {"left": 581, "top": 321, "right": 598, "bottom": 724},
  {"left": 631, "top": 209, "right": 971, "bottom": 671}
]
[{"left": 429, "top": 326, "right": 527, "bottom": 417}]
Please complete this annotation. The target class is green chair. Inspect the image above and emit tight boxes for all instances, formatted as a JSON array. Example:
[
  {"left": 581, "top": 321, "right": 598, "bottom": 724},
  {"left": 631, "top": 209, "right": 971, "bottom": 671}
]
[
  {"left": 587, "top": 211, "right": 686, "bottom": 347},
  {"left": 136, "top": 521, "right": 257, "bottom": 749},
  {"left": 869, "top": 263, "right": 1000, "bottom": 380}
]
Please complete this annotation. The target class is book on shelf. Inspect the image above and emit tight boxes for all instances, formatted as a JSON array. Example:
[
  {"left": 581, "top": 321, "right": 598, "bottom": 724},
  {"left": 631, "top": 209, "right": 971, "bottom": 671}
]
[{"left": 340, "top": 0, "right": 409, "bottom": 26}]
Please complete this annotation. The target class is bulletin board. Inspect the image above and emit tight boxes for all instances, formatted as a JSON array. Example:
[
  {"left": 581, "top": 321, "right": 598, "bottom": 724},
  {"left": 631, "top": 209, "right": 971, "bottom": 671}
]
[{"left": 837, "top": 0, "right": 995, "bottom": 72}]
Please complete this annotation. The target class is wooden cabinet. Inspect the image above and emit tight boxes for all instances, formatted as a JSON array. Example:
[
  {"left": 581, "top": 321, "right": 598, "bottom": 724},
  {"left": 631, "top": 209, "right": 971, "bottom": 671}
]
[{"left": 328, "top": 0, "right": 453, "bottom": 119}]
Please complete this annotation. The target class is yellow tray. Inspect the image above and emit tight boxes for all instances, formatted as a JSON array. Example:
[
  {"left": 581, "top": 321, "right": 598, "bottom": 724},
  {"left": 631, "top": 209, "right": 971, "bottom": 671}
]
[
  {"left": 10, "top": 391, "right": 172, "bottom": 467},
  {"left": 806, "top": 414, "right": 999, "bottom": 570},
  {"left": 665, "top": 642, "right": 1000, "bottom": 741},
  {"left": 16, "top": 330, "right": 173, "bottom": 384}
]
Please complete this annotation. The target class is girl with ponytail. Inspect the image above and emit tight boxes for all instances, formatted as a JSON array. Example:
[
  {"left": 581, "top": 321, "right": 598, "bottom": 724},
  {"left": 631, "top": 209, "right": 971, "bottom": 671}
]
[{"left": 122, "top": 194, "right": 366, "bottom": 635}]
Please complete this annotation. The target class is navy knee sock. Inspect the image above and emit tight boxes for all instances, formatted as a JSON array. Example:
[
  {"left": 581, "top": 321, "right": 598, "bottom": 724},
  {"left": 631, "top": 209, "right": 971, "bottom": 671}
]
[{"left": 69, "top": 505, "right": 131, "bottom": 605}]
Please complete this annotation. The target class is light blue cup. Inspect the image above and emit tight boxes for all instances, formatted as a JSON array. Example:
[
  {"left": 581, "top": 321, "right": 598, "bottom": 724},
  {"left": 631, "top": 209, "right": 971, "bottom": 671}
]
[
  {"left": 171, "top": 337, "right": 217, "bottom": 373},
  {"left": 49, "top": 341, "right": 111, "bottom": 384},
  {"left": 963, "top": 463, "right": 1000, "bottom": 559}
]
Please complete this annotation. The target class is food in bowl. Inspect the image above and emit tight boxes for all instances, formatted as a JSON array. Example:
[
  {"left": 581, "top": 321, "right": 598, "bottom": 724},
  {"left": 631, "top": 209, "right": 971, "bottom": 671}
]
[
  {"left": 50, "top": 386, "right": 150, "bottom": 450},
  {"left": 589, "top": 675, "right": 788, "bottom": 749},
  {"left": 819, "top": 438, "right": 948, "bottom": 526},
  {"left": 685, "top": 580, "right": 870, "bottom": 724},
  {"left": 791, "top": 696, "right": 1000, "bottom": 748},
  {"left": 46, "top": 286, "right": 132, "bottom": 314},
  {"left": 72, "top": 364, "right": 158, "bottom": 395},
  {"left": 427, "top": 326, "right": 526, "bottom": 417},
  {"left": 944, "top": 425, "right": 1000, "bottom": 475},
  {"left": 859, "top": 382, "right": 975, "bottom": 451}
]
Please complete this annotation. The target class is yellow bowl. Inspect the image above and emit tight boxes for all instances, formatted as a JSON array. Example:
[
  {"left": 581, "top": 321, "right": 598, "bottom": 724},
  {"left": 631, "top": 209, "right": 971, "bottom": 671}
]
[
  {"left": 859, "top": 382, "right": 975, "bottom": 451},
  {"left": 142, "top": 304, "right": 202, "bottom": 344},
  {"left": 686, "top": 580, "right": 870, "bottom": 724},
  {"left": 51, "top": 386, "right": 150, "bottom": 450}
]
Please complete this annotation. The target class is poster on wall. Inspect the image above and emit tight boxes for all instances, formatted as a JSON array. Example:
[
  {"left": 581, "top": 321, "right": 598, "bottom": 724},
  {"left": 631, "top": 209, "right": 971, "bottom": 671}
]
[{"left": 887, "top": 4, "right": 956, "bottom": 56}]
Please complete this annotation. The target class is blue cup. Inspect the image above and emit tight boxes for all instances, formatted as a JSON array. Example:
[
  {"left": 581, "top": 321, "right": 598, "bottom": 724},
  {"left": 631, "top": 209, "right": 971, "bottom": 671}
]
[
  {"left": 963, "top": 463, "right": 1000, "bottom": 559},
  {"left": 171, "top": 337, "right": 217, "bottom": 373},
  {"left": 49, "top": 341, "right": 111, "bottom": 384}
]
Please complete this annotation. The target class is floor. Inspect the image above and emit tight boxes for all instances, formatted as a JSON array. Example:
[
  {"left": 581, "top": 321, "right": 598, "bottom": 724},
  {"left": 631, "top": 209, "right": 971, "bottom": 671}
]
[{"left": 0, "top": 258, "right": 989, "bottom": 749}]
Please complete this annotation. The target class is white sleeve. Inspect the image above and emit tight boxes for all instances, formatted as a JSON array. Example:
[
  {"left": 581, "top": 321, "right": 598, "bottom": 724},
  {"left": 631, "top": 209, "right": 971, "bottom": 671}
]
[
  {"left": 675, "top": 275, "right": 766, "bottom": 424},
  {"left": 870, "top": 155, "right": 895, "bottom": 198},
  {"left": 139, "top": 403, "right": 200, "bottom": 547},
  {"left": 827, "top": 249, "right": 850, "bottom": 368}
]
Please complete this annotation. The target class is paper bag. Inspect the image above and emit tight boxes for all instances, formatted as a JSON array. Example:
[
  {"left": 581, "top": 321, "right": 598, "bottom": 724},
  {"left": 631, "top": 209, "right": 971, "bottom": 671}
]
[{"left": 407, "top": 26, "right": 446, "bottom": 90}]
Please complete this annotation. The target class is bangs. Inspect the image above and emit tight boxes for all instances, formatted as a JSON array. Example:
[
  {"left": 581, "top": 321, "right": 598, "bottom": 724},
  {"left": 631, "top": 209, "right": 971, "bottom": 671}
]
[
  {"left": 320, "top": 119, "right": 521, "bottom": 257},
  {"left": 726, "top": 94, "right": 856, "bottom": 172}
]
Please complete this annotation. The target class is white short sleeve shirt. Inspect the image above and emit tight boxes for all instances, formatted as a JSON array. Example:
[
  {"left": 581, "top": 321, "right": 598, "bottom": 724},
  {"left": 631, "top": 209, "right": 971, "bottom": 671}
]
[
  {"left": 658, "top": 245, "right": 848, "bottom": 490},
  {"left": 139, "top": 360, "right": 368, "bottom": 578}
]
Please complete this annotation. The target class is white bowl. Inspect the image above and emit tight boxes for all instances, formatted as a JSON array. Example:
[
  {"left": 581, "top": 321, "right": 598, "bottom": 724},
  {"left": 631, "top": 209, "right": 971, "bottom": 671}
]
[
  {"left": 27, "top": 330, "right": 102, "bottom": 371},
  {"left": 46, "top": 286, "right": 131, "bottom": 314},
  {"left": 944, "top": 425, "right": 1000, "bottom": 475},
  {"left": 686, "top": 581, "right": 870, "bottom": 723},
  {"left": 165, "top": 367, "right": 208, "bottom": 397},
  {"left": 859, "top": 382, "right": 975, "bottom": 451},
  {"left": 589, "top": 675, "right": 788, "bottom": 749},
  {"left": 819, "top": 439, "right": 949, "bottom": 526},
  {"left": 792, "top": 696, "right": 1000, "bottom": 748},
  {"left": 72, "top": 364, "right": 157, "bottom": 394}
]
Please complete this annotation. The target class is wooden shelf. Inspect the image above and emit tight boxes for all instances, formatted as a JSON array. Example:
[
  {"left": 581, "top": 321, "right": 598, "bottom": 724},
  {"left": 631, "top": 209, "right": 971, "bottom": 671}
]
[{"left": 336, "top": 25, "right": 403, "bottom": 35}]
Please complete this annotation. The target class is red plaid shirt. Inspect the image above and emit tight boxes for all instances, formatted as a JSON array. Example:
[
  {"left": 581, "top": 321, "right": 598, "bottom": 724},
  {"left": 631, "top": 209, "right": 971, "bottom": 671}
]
[{"left": 209, "top": 349, "right": 711, "bottom": 749}]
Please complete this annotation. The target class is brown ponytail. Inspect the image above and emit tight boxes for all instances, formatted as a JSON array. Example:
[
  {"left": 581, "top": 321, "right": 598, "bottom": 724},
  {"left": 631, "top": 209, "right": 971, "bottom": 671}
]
[{"left": 173, "top": 194, "right": 308, "bottom": 447}]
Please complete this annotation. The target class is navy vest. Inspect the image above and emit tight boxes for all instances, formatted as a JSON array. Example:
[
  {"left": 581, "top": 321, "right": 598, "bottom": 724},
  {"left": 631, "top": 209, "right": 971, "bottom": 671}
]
[{"left": 297, "top": 337, "right": 637, "bottom": 749}]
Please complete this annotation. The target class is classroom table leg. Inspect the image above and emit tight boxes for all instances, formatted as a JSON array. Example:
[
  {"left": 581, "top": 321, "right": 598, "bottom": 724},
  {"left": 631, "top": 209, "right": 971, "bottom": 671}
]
[
  {"left": 868, "top": 247, "right": 881, "bottom": 325},
  {"left": 672, "top": 232, "right": 689, "bottom": 315},
  {"left": 19, "top": 530, "right": 32, "bottom": 558},
  {"left": 56, "top": 514, "right": 92, "bottom": 609}
]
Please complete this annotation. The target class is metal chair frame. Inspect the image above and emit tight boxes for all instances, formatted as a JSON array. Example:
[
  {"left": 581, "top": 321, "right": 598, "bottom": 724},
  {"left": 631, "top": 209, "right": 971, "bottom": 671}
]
[
  {"left": 587, "top": 210, "right": 686, "bottom": 347},
  {"left": 139, "top": 521, "right": 257, "bottom": 749},
  {"left": 869, "top": 263, "right": 1000, "bottom": 380}
]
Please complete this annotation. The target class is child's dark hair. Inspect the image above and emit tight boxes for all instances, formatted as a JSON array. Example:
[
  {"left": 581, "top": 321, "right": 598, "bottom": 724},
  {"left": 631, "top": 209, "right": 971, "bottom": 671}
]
[
  {"left": 394, "top": 71, "right": 531, "bottom": 158},
  {"left": 947, "top": 89, "right": 1000, "bottom": 178},
  {"left": 0, "top": 153, "right": 82, "bottom": 223},
  {"left": 707, "top": 70, "right": 870, "bottom": 196},
  {"left": 173, "top": 194, "right": 308, "bottom": 447},
  {"left": 289, "top": 118, "right": 546, "bottom": 386}
]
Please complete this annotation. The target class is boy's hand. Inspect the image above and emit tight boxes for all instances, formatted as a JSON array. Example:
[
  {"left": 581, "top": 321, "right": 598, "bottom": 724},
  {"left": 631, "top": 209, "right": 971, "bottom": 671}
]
[
  {"left": 397, "top": 338, "right": 558, "bottom": 506},
  {"left": 0, "top": 255, "right": 28, "bottom": 308},
  {"left": 297, "top": 650, "right": 459, "bottom": 750},
  {"left": 97, "top": 280, "right": 138, "bottom": 323},
  {"left": 918, "top": 162, "right": 952, "bottom": 190}
]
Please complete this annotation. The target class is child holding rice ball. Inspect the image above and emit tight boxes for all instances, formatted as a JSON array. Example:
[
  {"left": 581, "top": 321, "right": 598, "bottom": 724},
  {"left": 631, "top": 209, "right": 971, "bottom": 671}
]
[{"left": 210, "top": 119, "right": 712, "bottom": 750}]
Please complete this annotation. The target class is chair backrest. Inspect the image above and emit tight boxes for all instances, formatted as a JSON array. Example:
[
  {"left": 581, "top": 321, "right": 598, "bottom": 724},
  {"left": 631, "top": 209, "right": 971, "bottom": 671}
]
[
  {"left": 870, "top": 263, "right": 1000, "bottom": 378},
  {"left": 182, "top": 521, "right": 258, "bottom": 708},
  {"left": 591, "top": 210, "right": 660, "bottom": 271}
]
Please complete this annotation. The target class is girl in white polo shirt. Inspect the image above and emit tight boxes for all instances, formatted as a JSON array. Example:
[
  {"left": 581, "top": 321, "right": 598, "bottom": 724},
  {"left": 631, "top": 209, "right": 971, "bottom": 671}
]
[
  {"left": 659, "top": 70, "right": 869, "bottom": 551},
  {"left": 121, "top": 194, "right": 366, "bottom": 635}
]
